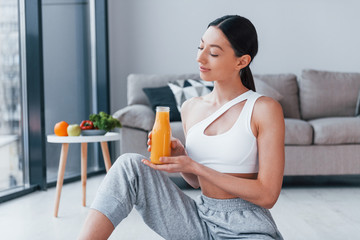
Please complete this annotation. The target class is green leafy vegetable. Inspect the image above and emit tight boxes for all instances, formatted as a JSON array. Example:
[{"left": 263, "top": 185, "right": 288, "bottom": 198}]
[{"left": 89, "top": 111, "right": 121, "bottom": 132}]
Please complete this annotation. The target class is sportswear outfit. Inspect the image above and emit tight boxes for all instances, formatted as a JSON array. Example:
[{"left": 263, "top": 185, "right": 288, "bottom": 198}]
[{"left": 91, "top": 90, "right": 283, "bottom": 239}]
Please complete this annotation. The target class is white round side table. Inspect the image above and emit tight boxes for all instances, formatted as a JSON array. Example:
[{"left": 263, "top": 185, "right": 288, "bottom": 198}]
[{"left": 47, "top": 132, "right": 121, "bottom": 217}]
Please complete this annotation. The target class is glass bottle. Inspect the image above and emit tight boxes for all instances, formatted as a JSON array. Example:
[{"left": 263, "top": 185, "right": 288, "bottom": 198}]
[{"left": 150, "top": 106, "right": 171, "bottom": 164}]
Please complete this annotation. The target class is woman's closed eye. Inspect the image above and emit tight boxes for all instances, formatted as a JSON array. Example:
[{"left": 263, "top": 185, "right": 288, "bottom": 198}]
[{"left": 197, "top": 46, "right": 219, "bottom": 57}]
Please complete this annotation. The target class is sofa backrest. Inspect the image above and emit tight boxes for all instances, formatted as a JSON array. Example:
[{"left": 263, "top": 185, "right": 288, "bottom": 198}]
[
  {"left": 254, "top": 73, "right": 301, "bottom": 119},
  {"left": 127, "top": 73, "right": 201, "bottom": 106},
  {"left": 127, "top": 73, "right": 301, "bottom": 119},
  {"left": 299, "top": 69, "right": 360, "bottom": 120}
]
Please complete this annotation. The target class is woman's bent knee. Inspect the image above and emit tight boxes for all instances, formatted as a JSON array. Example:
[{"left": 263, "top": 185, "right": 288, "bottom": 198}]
[
  {"left": 110, "top": 153, "right": 148, "bottom": 174},
  {"left": 107, "top": 153, "right": 148, "bottom": 181}
]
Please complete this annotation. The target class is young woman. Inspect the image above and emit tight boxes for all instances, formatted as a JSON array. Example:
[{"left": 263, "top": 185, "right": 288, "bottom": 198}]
[{"left": 79, "top": 15, "right": 284, "bottom": 239}]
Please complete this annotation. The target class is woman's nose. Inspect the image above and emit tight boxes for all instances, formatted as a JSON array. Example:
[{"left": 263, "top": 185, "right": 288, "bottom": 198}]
[{"left": 197, "top": 51, "right": 205, "bottom": 64}]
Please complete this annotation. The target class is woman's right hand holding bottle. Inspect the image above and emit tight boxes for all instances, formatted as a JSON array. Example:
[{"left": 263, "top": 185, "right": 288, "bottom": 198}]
[{"left": 147, "top": 131, "right": 186, "bottom": 157}]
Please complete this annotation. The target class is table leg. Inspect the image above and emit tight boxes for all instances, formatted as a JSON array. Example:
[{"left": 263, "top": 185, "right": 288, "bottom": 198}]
[
  {"left": 81, "top": 142, "right": 87, "bottom": 207},
  {"left": 100, "top": 141, "right": 112, "bottom": 172},
  {"left": 54, "top": 143, "right": 69, "bottom": 217}
]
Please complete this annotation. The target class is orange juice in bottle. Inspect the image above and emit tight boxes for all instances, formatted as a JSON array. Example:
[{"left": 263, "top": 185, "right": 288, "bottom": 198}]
[{"left": 150, "top": 106, "right": 171, "bottom": 164}]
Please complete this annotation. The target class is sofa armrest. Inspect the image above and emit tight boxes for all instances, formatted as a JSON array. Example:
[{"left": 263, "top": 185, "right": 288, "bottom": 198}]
[{"left": 113, "top": 104, "right": 155, "bottom": 131}]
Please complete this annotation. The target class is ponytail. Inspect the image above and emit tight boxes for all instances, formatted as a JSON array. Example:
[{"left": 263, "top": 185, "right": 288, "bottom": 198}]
[{"left": 240, "top": 65, "right": 256, "bottom": 91}]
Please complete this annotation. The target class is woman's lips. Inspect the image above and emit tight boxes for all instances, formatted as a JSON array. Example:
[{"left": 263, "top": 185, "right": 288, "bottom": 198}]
[{"left": 199, "top": 66, "right": 211, "bottom": 72}]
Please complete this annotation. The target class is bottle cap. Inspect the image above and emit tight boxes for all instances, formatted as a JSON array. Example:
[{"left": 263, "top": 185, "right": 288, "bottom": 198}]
[{"left": 156, "top": 106, "right": 170, "bottom": 112}]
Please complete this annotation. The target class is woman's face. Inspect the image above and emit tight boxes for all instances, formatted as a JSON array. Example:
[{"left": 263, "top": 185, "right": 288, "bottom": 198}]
[{"left": 197, "top": 26, "right": 241, "bottom": 82}]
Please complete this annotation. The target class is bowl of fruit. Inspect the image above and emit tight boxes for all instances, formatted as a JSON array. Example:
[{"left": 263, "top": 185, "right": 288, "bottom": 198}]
[
  {"left": 80, "top": 112, "right": 121, "bottom": 136},
  {"left": 80, "top": 120, "right": 105, "bottom": 136}
]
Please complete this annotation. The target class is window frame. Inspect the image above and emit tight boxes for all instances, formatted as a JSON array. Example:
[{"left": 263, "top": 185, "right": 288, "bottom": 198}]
[{"left": 0, "top": 0, "right": 110, "bottom": 203}]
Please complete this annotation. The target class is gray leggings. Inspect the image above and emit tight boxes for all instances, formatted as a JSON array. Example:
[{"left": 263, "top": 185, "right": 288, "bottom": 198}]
[{"left": 91, "top": 153, "right": 283, "bottom": 240}]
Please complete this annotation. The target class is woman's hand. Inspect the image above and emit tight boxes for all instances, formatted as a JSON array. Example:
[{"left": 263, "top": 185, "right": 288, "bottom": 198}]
[
  {"left": 143, "top": 132, "right": 195, "bottom": 173},
  {"left": 146, "top": 132, "right": 186, "bottom": 157},
  {"left": 142, "top": 155, "right": 196, "bottom": 174},
  {"left": 169, "top": 137, "right": 187, "bottom": 157}
]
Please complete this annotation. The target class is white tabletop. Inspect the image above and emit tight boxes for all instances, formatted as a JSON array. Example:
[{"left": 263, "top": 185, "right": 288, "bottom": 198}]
[{"left": 47, "top": 132, "right": 121, "bottom": 143}]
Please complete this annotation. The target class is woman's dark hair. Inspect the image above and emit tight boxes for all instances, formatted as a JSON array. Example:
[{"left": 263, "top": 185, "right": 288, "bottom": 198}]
[{"left": 208, "top": 15, "right": 258, "bottom": 91}]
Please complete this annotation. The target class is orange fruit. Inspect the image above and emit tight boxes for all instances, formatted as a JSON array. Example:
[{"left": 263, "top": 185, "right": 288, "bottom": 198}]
[{"left": 54, "top": 121, "right": 69, "bottom": 136}]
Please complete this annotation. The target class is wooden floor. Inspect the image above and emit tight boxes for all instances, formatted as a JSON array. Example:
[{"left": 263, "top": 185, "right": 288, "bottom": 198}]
[{"left": 0, "top": 174, "right": 359, "bottom": 240}]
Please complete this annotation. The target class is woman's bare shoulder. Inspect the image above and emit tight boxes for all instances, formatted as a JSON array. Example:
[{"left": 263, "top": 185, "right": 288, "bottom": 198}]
[
  {"left": 253, "top": 96, "right": 284, "bottom": 127},
  {"left": 184, "top": 93, "right": 214, "bottom": 111},
  {"left": 181, "top": 96, "right": 203, "bottom": 112},
  {"left": 181, "top": 96, "right": 209, "bottom": 132},
  {"left": 255, "top": 95, "right": 282, "bottom": 111}
]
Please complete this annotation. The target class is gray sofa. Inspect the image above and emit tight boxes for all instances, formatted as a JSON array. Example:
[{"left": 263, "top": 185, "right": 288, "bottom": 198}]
[{"left": 114, "top": 69, "right": 360, "bottom": 176}]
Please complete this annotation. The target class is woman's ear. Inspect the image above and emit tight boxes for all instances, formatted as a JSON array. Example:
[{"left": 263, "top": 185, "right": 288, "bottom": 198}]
[{"left": 235, "top": 54, "right": 251, "bottom": 71}]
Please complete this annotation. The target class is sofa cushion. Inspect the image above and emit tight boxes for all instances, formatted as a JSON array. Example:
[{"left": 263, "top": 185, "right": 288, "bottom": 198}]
[
  {"left": 254, "top": 78, "right": 283, "bottom": 101},
  {"left": 300, "top": 69, "right": 360, "bottom": 120},
  {"left": 127, "top": 73, "right": 201, "bottom": 106},
  {"left": 309, "top": 117, "right": 360, "bottom": 144},
  {"left": 284, "top": 119, "right": 313, "bottom": 145},
  {"left": 113, "top": 104, "right": 155, "bottom": 131},
  {"left": 143, "top": 86, "right": 181, "bottom": 121},
  {"left": 254, "top": 73, "right": 300, "bottom": 119},
  {"left": 168, "top": 79, "right": 213, "bottom": 113}
]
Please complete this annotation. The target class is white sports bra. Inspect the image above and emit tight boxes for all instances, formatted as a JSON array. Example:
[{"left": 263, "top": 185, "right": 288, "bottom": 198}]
[{"left": 185, "top": 90, "right": 262, "bottom": 173}]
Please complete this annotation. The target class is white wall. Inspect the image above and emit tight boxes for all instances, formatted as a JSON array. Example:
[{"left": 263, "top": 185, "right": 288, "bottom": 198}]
[{"left": 108, "top": 0, "right": 360, "bottom": 113}]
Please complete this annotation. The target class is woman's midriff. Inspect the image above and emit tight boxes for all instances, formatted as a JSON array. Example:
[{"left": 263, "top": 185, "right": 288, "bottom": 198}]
[{"left": 199, "top": 173, "right": 258, "bottom": 199}]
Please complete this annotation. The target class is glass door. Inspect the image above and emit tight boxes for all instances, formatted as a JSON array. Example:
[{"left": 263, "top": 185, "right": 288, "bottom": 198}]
[
  {"left": 0, "top": 0, "right": 25, "bottom": 194},
  {"left": 42, "top": 0, "right": 94, "bottom": 183},
  {"left": 42, "top": 0, "right": 110, "bottom": 184}
]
